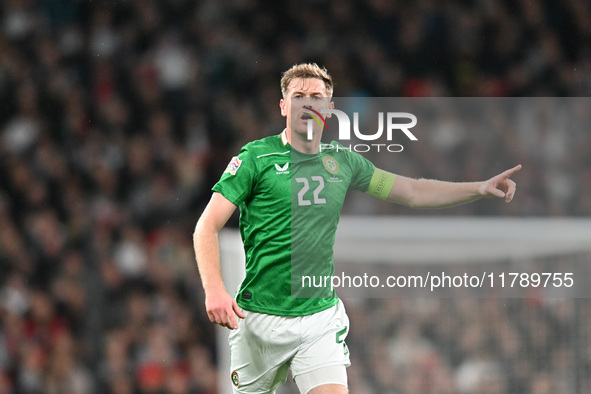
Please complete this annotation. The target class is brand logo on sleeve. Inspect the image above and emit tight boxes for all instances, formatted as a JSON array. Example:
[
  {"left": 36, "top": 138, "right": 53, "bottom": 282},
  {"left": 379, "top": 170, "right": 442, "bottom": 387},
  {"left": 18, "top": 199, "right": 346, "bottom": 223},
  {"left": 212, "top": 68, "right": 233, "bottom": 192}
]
[
  {"left": 224, "top": 156, "right": 242, "bottom": 175},
  {"left": 231, "top": 371, "right": 239, "bottom": 387}
]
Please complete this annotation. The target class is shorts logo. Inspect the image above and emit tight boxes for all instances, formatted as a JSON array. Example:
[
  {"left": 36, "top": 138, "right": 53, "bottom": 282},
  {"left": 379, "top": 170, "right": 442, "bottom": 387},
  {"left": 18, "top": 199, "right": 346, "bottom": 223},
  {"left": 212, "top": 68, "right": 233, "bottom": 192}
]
[
  {"left": 224, "top": 156, "right": 242, "bottom": 175},
  {"left": 322, "top": 156, "right": 339, "bottom": 175},
  {"left": 274, "top": 163, "right": 289, "bottom": 174},
  {"left": 231, "top": 371, "right": 239, "bottom": 387}
]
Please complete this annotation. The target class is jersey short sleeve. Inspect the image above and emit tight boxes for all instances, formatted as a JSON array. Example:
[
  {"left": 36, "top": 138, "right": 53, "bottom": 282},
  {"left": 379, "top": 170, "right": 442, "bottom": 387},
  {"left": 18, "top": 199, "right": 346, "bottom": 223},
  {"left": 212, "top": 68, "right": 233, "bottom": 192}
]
[
  {"left": 341, "top": 145, "right": 376, "bottom": 192},
  {"left": 212, "top": 148, "right": 256, "bottom": 206}
]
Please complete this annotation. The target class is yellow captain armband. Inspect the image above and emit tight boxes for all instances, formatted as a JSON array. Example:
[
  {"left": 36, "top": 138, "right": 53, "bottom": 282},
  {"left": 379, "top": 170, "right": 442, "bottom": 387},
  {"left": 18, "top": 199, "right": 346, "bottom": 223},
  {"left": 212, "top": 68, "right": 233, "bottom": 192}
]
[{"left": 366, "top": 168, "right": 397, "bottom": 200}]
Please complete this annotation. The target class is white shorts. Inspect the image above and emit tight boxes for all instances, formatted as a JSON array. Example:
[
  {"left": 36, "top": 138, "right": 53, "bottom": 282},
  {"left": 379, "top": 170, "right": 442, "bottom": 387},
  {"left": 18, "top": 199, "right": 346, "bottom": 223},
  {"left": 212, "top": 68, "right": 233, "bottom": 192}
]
[{"left": 228, "top": 300, "right": 350, "bottom": 393}]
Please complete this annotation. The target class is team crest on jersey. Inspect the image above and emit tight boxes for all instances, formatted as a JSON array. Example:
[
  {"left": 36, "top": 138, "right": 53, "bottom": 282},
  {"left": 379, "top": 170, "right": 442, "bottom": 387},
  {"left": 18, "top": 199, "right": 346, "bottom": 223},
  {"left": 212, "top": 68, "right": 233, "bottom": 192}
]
[
  {"left": 231, "top": 371, "right": 239, "bottom": 387},
  {"left": 322, "top": 155, "right": 339, "bottom": 175},
  {"left": 224, "top": 156, "right": 242, "bottom": 175},
  {"left": 274, "top": 163, "right": 289, "bottom": 174}
]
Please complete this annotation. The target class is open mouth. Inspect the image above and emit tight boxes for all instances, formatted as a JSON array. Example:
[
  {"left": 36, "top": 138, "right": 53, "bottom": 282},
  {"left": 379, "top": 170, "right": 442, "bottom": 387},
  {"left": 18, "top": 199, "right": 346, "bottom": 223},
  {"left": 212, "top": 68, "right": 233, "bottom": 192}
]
[{"left": 301, "top": 113, "right": 313, "bottom": 120}]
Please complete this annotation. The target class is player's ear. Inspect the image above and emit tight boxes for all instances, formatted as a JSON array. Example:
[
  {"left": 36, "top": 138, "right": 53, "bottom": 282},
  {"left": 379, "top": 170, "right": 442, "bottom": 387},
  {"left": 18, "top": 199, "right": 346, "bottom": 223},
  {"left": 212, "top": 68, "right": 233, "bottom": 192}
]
[
  {"left": 280, "top": 99, "right": 287, "bottom": 117},
  {"left": 325, "top": 99, "right": 334, "bottom": 118}
]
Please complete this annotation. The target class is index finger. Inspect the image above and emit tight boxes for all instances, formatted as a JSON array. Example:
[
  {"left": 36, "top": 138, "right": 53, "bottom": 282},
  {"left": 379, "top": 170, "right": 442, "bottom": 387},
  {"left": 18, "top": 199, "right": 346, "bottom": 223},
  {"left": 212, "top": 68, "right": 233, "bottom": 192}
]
[{"left": 499, "top": 164, "right": 522, "bottom": 179}]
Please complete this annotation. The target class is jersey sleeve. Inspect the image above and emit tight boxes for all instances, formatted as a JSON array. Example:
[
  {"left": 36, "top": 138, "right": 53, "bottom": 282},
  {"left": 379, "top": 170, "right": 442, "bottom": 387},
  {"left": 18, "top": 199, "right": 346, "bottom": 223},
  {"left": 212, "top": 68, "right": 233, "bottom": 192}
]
[
  {"left": 212, "top": 148, "right": 257, "bottom": 206},
  {"left": 344, "top": 147, "right": 377, "bottom": 192}
]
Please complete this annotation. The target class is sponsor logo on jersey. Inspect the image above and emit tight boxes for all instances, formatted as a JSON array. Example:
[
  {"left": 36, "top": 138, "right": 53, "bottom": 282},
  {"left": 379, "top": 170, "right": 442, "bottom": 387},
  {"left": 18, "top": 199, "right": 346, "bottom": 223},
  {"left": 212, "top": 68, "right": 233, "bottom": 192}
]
[
  {"left": 231, "top": 371, "right": 239, "bottom": 387},
  {"left": 224, "top": 156, "right": 242, "bottom": 175},
  {"left": 322, "top": 156, "right": 339, "bottom": 175},
  {"left": 274, "top": 163, "right": 289, "bottom": 174}
]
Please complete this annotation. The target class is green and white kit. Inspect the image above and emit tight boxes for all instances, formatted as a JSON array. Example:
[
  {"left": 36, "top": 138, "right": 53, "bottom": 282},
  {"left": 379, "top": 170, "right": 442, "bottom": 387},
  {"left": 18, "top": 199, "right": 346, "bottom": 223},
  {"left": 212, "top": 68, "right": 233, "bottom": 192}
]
[
  {"left": 213, "top": 130, "right": 390, "bottom": 316},
  {"left": 213, "top": 130, "right": 396, "bottom": 392}
]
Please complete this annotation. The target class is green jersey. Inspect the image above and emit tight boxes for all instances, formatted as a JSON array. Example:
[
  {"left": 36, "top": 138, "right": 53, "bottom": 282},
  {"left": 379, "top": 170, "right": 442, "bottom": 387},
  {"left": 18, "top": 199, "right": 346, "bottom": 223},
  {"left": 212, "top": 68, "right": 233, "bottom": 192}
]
[{"left": 213, "top": 130, "right": 376, "bottom": 316}]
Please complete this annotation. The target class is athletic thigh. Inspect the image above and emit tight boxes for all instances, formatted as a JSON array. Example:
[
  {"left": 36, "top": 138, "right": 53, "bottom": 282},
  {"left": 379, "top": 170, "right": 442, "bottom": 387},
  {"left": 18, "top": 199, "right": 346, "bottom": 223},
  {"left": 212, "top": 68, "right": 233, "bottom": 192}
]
[
  {"left": 295, "top": 365, "right": 348, "bottom": 394},
  {"left": 229, "top": 310, "right": 301, "bottom": 393},
  {"left": 291, "top": 300, "right": 351, "bottom": 379}
]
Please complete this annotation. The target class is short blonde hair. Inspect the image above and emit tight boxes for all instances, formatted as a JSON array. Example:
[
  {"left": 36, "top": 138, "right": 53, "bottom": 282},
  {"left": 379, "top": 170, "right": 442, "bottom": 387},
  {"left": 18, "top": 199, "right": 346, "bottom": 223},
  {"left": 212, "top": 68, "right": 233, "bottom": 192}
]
[{"left": 280, "top": 63, "right": 334, "bottom": 98}]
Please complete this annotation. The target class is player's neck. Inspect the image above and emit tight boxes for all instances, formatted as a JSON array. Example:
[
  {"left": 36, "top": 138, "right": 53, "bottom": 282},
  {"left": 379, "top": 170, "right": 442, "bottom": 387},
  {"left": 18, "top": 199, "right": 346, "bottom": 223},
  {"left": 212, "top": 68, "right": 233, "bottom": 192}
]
[{"left": 286, "top": 128, "right": 321, "bottom": 154}]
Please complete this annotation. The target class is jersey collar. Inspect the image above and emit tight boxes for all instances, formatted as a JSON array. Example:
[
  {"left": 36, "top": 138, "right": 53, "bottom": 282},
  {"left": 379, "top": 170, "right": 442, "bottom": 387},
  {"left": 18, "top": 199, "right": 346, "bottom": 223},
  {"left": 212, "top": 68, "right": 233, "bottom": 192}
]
[{"left": 281, "top": 129, "right": 288, "bottom": 146}]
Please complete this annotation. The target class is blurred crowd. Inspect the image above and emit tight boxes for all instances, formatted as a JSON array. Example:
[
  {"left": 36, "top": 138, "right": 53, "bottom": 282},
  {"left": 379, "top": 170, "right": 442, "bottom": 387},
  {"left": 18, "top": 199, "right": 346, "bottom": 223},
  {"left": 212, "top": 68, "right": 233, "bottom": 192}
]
[
  {"left": 342, "top": 295, "right": 591, "bottom": 394},
  {"left": 1, "top": 0, "right": 591, "bottom": 393}
]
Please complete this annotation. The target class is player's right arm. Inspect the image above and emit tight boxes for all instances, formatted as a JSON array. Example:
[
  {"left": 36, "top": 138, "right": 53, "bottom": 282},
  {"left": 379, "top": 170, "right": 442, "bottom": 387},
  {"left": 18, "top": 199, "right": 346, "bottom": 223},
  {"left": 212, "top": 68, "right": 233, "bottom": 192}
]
[{"left": 194, "top": 192, "right": 246, "bottom": 330}]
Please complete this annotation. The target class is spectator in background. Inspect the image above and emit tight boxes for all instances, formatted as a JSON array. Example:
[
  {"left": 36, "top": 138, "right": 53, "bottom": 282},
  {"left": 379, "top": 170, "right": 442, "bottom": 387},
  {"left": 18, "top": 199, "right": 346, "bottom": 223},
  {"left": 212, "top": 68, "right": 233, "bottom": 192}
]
[{"left": 1, "top": 0, "right": 591, "bottom": 393}]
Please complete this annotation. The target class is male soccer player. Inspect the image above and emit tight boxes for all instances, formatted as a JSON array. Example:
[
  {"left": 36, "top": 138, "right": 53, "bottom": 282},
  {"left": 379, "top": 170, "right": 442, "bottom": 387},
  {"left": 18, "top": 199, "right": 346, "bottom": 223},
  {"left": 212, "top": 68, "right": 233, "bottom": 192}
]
[{"left": 193, "top": 63, "right": 520, "bottom": 394}]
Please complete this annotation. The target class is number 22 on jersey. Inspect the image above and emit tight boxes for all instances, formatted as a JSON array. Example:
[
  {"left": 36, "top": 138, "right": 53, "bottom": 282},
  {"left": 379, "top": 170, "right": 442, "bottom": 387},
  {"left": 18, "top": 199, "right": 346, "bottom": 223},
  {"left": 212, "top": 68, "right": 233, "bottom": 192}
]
[{"left": 295, "top": 176, "right": 326, "bottom": 206}]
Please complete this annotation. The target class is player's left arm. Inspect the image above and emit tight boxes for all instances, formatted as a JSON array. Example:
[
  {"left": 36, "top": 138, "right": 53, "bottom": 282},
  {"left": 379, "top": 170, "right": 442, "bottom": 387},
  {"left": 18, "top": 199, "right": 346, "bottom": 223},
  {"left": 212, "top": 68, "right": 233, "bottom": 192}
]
[{"left": 371, "top": 165, "right": 522, "bottom": 208}]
